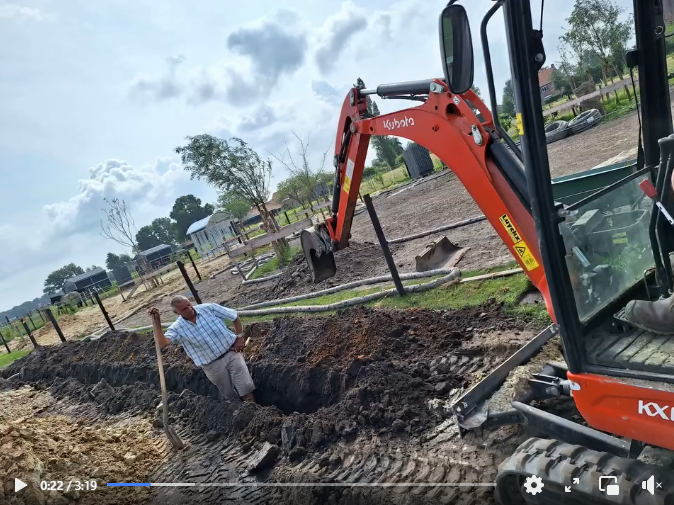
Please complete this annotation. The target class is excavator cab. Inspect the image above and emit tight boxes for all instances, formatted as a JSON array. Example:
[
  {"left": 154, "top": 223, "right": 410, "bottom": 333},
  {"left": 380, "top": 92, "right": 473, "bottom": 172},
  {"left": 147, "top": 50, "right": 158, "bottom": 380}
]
[{"left": 302, "top": 0, "right": 674, "bottom": 501}]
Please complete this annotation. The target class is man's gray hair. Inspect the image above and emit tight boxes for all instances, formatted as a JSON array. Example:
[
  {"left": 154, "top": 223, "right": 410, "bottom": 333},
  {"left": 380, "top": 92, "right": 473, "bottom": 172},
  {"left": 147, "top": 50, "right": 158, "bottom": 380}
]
[{"left": 170, "top": 295, "right": 191, "bottom": 308}]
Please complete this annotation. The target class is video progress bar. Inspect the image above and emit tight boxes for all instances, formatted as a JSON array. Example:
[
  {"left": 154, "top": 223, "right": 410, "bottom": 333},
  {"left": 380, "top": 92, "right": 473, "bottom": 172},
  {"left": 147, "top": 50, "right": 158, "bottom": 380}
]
[{"left": 108, "top": 482, "right": 495, "bottom": 488}]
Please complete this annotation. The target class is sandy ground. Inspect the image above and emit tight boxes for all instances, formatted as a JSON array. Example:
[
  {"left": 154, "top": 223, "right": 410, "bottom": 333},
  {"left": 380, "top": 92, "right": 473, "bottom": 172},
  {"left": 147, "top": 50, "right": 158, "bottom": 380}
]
[{"left": 0, "top": 384, "right": 168, "bottom": 505}]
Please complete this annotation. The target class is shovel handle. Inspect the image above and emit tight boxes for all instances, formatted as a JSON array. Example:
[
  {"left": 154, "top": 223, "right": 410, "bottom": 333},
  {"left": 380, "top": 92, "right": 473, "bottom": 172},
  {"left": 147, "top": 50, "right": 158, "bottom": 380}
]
[{"left": 151, "top": 317, "right": 170, "bottom": 424}]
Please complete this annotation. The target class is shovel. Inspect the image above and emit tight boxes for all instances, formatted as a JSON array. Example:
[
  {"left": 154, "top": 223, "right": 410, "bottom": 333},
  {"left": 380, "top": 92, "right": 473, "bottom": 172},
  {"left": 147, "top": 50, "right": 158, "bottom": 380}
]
[{"left": 151, "top": 315, "right": 184, "bottom": 450}]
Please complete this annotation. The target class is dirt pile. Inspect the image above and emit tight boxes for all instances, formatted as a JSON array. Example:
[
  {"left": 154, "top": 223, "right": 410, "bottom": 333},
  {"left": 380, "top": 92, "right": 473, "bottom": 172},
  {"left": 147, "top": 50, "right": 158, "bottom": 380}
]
[
  {"left": 265, "top": 242, "right": 392, "bottom": 299},
  {"left": 0, "top": 385, "right": 167, "bottom": 505},
  {"left": 4, "top": 305, "right": 541, "bottom": 469}
]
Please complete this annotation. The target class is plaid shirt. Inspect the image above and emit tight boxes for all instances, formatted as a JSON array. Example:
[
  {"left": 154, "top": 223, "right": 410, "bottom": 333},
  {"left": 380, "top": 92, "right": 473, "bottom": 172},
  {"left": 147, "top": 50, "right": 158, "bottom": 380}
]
[{"left": 164, "top": 303, "right": 238, "bottom": 367}]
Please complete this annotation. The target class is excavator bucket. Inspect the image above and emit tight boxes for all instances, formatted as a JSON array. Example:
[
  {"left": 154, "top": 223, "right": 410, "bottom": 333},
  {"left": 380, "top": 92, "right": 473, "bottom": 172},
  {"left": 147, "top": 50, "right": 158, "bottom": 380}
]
[
  {"left": 414, "top": 236, "right": 465, "bottom": 272},
  {"left": 301, "top": 229, "right": 336, "bottom": 283}
]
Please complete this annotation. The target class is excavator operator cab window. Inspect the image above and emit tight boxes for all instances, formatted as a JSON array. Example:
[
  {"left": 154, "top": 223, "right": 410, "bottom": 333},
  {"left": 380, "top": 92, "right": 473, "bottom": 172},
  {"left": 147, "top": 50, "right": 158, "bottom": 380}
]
[{"left": 557, "top": 176, "right": 654, "bottom": 322}]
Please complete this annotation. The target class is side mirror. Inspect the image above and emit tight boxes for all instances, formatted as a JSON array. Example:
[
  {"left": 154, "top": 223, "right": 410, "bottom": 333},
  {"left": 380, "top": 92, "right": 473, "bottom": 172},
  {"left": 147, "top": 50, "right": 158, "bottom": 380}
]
[{"left": 439, "top": 4, "right": 474, "bottom": 95}]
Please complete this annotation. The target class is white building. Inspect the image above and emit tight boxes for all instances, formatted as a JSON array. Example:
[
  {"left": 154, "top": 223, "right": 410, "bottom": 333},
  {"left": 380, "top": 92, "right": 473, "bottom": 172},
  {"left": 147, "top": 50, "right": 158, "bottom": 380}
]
[{"left": 186, "top": 212, "right": 235, "bottom": 258}]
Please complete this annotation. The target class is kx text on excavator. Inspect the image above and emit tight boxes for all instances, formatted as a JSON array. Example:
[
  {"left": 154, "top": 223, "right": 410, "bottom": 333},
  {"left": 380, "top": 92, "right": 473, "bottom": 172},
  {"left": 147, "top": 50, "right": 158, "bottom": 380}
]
[{"left": 301, "top": 0, "right": 674, "bottom": 503}]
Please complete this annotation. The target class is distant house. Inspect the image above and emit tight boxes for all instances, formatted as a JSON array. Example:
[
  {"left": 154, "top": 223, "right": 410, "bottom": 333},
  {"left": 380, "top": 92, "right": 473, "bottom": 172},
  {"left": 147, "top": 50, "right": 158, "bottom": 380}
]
[
  {"left": 241, "top": 196, "right": 284, "bottom": 227},
  {"left": 538, "top": 64, "right": 558, "bottom": 99},
  {"left": 186, "top": 212, "right": 235, "bottom": 258},
  {"left": 64, "top": 268, "right": 113, "bottom": 294},
  {"left": 139, "top": 244, "right": 176, "bottom": 271}
]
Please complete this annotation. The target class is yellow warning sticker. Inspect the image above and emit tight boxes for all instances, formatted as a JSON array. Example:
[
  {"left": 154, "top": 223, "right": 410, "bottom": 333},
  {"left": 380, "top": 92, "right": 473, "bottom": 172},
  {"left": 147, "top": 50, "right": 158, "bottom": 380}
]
[
  {"left": 513, "top": 240, "right": 540, "bottom": 271},
  {"left": 343, "top": 158, "right": 355, "bottom": 194},
  {"left": 516, "top": 113, "right": 524, "bottom": 135},
  {"left": 343, "top": 176, "right": 352, "bottom": 194},
  {"left": 499, "top": 214, "right": 522, "bottom": 243}
]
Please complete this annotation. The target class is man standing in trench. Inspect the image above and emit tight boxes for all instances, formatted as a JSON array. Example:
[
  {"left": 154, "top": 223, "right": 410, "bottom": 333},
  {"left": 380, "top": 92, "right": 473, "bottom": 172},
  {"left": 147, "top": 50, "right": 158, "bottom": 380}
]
[{"left": 148, "top": 295, "right": 255, "bottom": 402}]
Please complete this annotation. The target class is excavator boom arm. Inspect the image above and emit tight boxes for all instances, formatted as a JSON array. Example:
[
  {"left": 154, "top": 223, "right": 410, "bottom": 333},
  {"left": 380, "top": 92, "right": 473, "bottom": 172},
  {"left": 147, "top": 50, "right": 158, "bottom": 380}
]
[{"left": 306, "top": 80, "right": 554, "bottom": 321}]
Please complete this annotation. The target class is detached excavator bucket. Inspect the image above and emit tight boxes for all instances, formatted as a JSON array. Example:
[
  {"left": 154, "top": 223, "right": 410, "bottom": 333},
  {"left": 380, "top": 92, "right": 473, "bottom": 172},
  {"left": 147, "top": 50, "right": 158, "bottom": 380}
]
[
  {"left": 301, "top": 229, "right": 336, "bottom": 283},
  {"left": 415, "top": 236, "right": 465, "bottom": 272}
]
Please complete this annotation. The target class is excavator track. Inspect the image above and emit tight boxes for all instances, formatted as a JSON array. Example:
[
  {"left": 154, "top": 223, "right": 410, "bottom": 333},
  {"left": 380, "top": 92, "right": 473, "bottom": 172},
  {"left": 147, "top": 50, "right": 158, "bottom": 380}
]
[{"left": 496, "top": 438, "right": 674, "bottom": 504}]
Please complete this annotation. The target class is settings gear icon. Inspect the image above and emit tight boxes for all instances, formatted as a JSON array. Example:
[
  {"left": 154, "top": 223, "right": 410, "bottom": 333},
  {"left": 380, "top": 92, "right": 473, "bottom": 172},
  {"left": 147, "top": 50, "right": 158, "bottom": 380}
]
[{"left": 523, "top": 475, "right": 545, "bottom": 495}]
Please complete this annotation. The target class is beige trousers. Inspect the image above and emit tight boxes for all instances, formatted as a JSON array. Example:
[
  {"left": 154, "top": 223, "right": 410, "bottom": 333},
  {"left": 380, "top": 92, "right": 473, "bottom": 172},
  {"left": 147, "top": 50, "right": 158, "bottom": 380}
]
[{"left": 202, "top": 351, "right": 255, "bottom": 400}]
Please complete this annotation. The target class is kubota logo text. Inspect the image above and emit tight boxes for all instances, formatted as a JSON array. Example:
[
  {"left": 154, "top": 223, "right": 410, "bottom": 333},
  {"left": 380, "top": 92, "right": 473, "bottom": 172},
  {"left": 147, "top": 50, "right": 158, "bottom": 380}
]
[
  {"left": 638, "top": 400, "right": 674, "bottom": 421},
  {"left": 383, "top": 116, "right": 415, "bottom": 131}
]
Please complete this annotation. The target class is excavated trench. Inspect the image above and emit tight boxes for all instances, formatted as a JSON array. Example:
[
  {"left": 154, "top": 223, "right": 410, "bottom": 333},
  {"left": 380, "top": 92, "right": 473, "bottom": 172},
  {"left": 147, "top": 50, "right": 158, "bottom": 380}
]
[{"left": 3, "top": 305, "right": 547, "bottom": 505}]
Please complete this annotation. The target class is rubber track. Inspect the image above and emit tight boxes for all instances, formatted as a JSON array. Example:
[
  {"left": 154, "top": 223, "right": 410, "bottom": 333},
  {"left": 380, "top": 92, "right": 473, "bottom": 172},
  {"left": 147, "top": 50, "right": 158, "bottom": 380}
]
[
  {"left": 496, "top": 438, "right": 674, "bottom": 504},
  {"left": 148, "top": 395, "right": 501, "bottom": 505}
]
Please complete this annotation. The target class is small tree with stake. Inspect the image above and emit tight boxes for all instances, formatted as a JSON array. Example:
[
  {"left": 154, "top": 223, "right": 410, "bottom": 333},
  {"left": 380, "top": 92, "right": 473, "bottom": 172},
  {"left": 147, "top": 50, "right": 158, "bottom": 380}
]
[
  {"left": 175, "top": 135, "right": 289, "bottom": 262},
  {"left": 269, "top": 131, "right": 331, "bottom": 212},
  {"left": 100, "top": 198, "right": 156, "bottom": 287}
]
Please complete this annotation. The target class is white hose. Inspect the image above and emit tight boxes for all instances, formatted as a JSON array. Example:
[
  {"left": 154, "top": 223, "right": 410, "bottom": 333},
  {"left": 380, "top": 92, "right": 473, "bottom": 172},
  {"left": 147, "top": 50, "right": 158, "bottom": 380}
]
[
  {"left": 238, "top": 268, "right": 460, "bottom": 310},
  {"left": 237, "top": 269, "right": 460, "bottom": 316},
  {"left": 241, "top": 272, "right": 284, "bottom": 285}
]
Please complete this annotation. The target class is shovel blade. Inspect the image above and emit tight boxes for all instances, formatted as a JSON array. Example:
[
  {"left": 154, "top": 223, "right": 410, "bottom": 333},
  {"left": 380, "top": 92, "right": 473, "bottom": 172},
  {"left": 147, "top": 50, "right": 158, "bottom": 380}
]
[
  {"left": 415, "top": 237, "right": 463, "bottom": 272},
  {"left": 165, "top": 424, "right": 185, "bottom": 450}
]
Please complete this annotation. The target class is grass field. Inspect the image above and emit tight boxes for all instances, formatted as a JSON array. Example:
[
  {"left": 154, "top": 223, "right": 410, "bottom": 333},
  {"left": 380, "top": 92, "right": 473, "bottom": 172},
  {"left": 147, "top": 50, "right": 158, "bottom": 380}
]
[
  {"left": 0, "top": 349, "right": 31, "bottom": 368},
  {"left": 249, "top": 246, "right": 302, "bottom": 280},
  {"left": 242, "top": 263, "right": 550, "bottom": 326}
]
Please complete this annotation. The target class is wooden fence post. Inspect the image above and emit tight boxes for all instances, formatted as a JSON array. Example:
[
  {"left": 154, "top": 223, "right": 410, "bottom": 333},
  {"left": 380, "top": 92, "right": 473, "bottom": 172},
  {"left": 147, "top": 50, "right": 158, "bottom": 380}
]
[
  {"left": 93, "top": 291, "right": 115, "bottom": 331},
  {"left": 186, "top": 249, "right": 202, "bottom": 281},
  {"left": 0, "top": 326, "right": 10, "bottom": 353},
  {"left": 177, "top": 261, "right": 202, "bottom": 304},
  {"left": 21, "top": 320, "right": 39, "bottom": 348},
  {"left": 45, "top": 308, "right": 67, "bottom": 343}
]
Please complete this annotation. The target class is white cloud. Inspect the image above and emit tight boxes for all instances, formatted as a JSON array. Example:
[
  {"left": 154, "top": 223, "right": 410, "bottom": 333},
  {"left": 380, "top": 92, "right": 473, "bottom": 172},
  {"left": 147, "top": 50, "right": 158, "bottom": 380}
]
[
  {"left": 0, "top": 4, "right": 46, "bottom": 21},
  {"left": 314, "top": 2, "right": 368, "bottom": 74},
  {"left": 43, "top": 158, "right": 197, "bottom": 235},
  {"left": 128, "top": 55, "right": 185, "bottom": 102}
]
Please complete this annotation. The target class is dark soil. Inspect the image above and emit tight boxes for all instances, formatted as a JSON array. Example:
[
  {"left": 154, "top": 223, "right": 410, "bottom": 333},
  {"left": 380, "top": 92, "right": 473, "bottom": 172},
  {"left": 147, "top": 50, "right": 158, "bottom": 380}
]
[
  {"left": 4, "top": 305, "right": 536, "bottom": 460},
  {"left": 265, "top": 241, "right": 392, "bottom": 300}
]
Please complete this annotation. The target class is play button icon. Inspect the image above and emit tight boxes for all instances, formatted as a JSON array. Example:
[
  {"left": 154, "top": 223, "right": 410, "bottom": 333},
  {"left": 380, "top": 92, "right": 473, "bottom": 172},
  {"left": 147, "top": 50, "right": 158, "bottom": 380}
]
[{"left": 14, "top": 478, "right": 27, "bottom": 492}]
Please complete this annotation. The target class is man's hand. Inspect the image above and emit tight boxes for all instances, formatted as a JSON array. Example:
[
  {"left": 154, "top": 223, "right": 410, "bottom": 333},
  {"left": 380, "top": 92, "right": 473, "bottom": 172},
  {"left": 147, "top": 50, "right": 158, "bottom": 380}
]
[
  {"left": 232, "top": 336, "right": 245, "bottom": 353},
  {"left": 148, "top": 307, "right": 161, "bottom": 320}
]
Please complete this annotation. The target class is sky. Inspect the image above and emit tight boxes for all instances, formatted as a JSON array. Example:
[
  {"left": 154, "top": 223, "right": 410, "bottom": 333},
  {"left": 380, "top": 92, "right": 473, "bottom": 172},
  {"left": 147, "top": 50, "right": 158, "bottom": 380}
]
[{"left": 0, "top": 0, "right": 635, "bottom": 311}]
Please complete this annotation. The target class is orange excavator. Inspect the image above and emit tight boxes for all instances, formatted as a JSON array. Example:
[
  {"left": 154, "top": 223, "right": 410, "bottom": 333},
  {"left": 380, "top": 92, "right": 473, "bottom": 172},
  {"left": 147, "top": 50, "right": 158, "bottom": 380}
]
[{"left": 301, "top": 0, "right": 674, "bottom": 502}]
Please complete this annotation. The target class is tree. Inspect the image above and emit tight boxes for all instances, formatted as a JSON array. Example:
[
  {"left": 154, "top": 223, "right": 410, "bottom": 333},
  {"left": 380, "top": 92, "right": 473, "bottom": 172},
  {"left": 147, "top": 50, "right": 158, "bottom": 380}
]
[
  {"left": 557, "top": 42, "right": 579, "bottom": 91},
  {"left": 169, "top": 195, "right": 215, "bottom": 241},
  {"left": 564, "top": 0, "right": 633, "bottom": 82},
  {"left": 100, "top": 198, "right": 140, "bottom": 253},
  {"left": 106, "top": 252, "right": 132, "bottom": 270},
  {"left": 550, "top": 69, "right": 574, "bottom": 98},
  {"left": 276, "top": 175, "right": 311, "bottom": 209},
  {"left": 371, "top": 136, "right": 404, "bottom": 169},
  {"left": 217, "top": 190, "right": 251, "bottom": 220},
  {"left": 270, "top": 132, "right": 331, "bottom": 211},
  {"left": 175, "top": 136, "right": 289, "bottom": 261},
  {"left": 501, "top": 79, "right": 515, "bottom": 116},
  {"left": 85, "top": 265, "right": 102, "bottom": 272},
  {"left": 43, "top": 263, "right": 84, "bottom": 294},
  {"left": 136, "top": 217, "right": 177, "bottom": 251}
]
